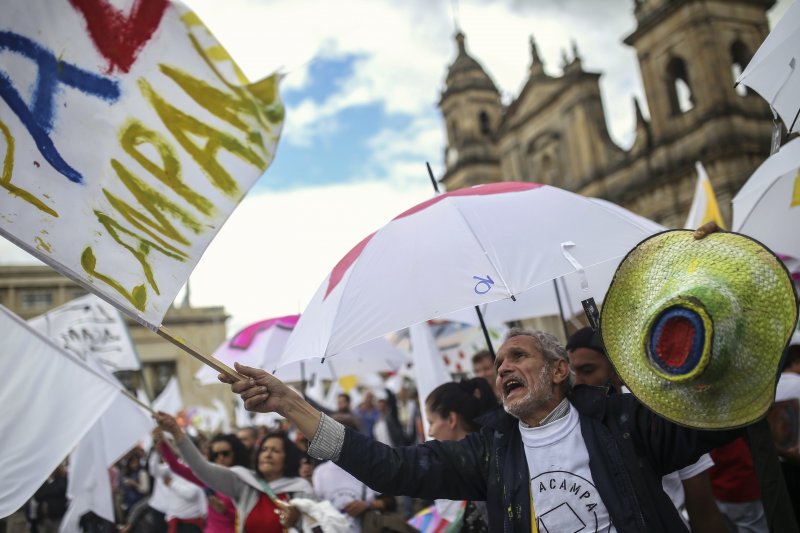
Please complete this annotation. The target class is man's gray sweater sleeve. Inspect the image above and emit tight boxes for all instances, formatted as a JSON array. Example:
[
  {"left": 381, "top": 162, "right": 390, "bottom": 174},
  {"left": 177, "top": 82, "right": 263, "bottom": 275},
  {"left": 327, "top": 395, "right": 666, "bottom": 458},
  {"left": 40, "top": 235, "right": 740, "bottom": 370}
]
[{"left": 307, "top": 413, "right": 346, "bottom": 461}]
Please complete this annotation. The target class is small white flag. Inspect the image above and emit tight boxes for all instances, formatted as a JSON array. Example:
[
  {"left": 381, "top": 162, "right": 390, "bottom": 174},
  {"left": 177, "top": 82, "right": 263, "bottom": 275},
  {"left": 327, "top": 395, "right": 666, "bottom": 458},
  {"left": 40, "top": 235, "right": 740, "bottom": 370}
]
[
  {"left": 152, "top": 376, "right": 183, "bottom": 416},
  {"left": 409, "top": 323, "right": 453, "bottom": 439},
  {"left": 0, "top": 306, "right": 118, "bottom": 519},
  {"left": 60, "top": 384, "right": 153, "bottom": 531},
  {"left": 29, "top": 294, "right": 140, "bottom": 372}
]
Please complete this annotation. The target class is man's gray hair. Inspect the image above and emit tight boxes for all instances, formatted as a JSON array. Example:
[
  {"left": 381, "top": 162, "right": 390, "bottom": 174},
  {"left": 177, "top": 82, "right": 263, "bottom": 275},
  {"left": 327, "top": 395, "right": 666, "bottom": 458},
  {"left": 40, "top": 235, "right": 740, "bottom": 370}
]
[{"left": 504, "top": 328, "right": 575, "bottom": 394}]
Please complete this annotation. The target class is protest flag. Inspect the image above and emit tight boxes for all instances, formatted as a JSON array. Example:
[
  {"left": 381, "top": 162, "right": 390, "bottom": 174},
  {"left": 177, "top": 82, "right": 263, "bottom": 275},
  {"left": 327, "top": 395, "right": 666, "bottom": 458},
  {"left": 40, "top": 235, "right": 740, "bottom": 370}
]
[
  {"left": 59, "top": 357, "right": 154, "bottom": 532},
  {"left": 29, "top": 293, "right": 141, "bottom": 372},
  {"left": 0, "top": 306, "right": 121, "bottom": 519},
  {"left": 0, "top": 0, "right": 284, "bottom": 377},
  {"left": 685, "top": 161, "right": 726, "bottom": 229}
]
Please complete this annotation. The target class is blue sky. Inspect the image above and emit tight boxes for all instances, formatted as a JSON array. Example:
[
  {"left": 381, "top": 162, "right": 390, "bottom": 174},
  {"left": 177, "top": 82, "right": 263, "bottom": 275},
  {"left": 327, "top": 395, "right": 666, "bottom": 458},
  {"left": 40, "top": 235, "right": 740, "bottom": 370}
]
[{"left": 263, "top": 53, "right": 420, "bottom": 192}]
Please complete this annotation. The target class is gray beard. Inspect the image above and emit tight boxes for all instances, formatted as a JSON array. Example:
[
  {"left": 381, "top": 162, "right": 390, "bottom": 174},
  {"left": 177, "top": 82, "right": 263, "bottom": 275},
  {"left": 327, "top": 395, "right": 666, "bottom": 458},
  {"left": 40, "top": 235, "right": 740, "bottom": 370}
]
[{"left": 503, "top": 363, "right": 554, "bottom": 422}]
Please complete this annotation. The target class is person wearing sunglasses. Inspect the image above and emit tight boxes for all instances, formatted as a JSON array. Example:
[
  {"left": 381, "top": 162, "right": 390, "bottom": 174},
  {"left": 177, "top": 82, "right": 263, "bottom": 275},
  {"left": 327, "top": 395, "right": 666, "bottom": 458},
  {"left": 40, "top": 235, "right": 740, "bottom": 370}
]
[
  {"left": 156, "top": 413, "right": 314, "bottom": 533},
  {"left": 160, "top": 432, "right": 248, "bottom": 533}
]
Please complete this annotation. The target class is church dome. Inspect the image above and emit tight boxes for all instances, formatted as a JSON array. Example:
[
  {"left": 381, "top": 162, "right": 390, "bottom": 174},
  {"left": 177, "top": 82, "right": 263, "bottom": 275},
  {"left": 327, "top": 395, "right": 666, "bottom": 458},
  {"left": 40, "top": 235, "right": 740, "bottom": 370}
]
[{"left": 442, "top": 32, "right": 499, "bottom": 99}]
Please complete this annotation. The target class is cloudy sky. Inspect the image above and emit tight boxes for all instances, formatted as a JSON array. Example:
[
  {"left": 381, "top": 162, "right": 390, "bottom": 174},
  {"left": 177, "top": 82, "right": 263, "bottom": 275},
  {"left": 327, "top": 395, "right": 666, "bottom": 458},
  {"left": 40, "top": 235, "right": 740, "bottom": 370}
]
[{"left": 0, "top": 0, "right": 791, "bottom": 335}]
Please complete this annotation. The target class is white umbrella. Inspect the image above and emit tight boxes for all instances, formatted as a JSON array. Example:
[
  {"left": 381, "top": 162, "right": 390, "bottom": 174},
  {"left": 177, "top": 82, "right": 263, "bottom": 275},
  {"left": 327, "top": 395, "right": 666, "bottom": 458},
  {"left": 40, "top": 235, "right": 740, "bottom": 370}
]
[
  {"left": 442, "top": 198, "right": 665, "bottom": 327},
  {"left": 737, "top": 1, "right": 800, "bottom": 133},
  {"left": 273, "top": 337, "right": 406, "bottom": 382},
  {"left": 196, "top": 314, "right": 406, "bottom": 384},
  {"left": 732, "top": 136, "right": 800, "bottom": 258},
  {"left": 278, "top": 182, "right": 660, "bottom": 368}
]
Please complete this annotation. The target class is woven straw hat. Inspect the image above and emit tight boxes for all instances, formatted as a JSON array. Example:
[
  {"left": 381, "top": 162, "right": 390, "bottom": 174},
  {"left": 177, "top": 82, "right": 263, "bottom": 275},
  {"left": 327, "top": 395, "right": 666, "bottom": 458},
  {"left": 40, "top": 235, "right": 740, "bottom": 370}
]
[{"left": 600, "top": 230, "right": 798, "bottom": 429}]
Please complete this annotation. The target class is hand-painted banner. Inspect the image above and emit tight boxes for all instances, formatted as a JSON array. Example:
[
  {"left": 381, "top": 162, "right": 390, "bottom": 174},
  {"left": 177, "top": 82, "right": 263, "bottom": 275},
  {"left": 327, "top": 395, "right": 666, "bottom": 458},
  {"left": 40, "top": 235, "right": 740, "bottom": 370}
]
[
  {"left": 0, "top": 0, "right": 283, "bottom": 328},
  {"left": 28, "top": 293, "right": 141, "bottom": 372}
]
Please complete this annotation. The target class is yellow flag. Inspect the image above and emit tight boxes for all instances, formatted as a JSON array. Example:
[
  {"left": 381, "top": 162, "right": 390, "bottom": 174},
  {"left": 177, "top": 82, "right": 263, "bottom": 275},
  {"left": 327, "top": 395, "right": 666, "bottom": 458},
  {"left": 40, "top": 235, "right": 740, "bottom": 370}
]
[{"left": 685, "top": 162, "right": 727, "bottom": 229}]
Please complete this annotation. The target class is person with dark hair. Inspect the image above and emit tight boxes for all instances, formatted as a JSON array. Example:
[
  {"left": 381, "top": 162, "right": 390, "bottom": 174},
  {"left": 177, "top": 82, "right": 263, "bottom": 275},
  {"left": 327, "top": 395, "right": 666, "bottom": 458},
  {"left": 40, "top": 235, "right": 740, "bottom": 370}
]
[
  {"left": 471, "top": 350, "right": 499, "bottom": 399},
  {"left": 424, "top": 378, "right": 498, "bottom": 532},
  {"left": 159, "top": 432, "right": 250, "bottom": 533},
  {"left": 235, "top": 427, "right": 258, "bottom": 464},
  {"left": 426, "top": 378, "right": 498, "bottom": 438},
  {"left": 336, "top": 393, "right": 352, "bottom": 415},
  {"left": 155, "top": 414, "right": 313, "bottom": 533},
  {"left": 565, "top": 326, "right": 729, "bottom": 533},
  {"left": 119, "top": 450, "right": 150, "bottom": 521},
  {"left": 33, "top": 464, "right": 68, "bottom": 533},
  {"left": 564, "top": 326, "right": 622, "bottom": 392}
]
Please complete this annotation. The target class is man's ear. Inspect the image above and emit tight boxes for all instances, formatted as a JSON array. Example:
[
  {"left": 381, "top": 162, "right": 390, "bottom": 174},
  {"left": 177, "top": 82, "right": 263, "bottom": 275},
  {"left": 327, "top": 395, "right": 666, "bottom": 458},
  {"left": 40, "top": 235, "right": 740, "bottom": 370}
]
[
  {"left": 447, "top": 411, "right": 459, "bottom": 430},
  {"left": 552, "top": 359, "right": 571, "bottom": 385}
]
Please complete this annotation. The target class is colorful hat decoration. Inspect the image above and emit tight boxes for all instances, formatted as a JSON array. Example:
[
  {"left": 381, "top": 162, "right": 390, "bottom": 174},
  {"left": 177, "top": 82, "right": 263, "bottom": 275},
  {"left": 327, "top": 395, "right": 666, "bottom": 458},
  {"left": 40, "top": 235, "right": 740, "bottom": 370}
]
[{"left": 600, "top": 230, "right": 798, "bottom": 429}]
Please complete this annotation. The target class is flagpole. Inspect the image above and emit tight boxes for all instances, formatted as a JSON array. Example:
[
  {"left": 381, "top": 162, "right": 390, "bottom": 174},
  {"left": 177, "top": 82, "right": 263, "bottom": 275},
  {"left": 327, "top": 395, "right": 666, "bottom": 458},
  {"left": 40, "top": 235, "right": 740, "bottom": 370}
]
[
  {"left": 121, "top": 389, "right": 156, "bottom": 414},
  {"left": 426, "top": 162, "right": 496, "bottom": 359},
  {"left": 156, "top": 326, "right": 241, "bottom": 381}
]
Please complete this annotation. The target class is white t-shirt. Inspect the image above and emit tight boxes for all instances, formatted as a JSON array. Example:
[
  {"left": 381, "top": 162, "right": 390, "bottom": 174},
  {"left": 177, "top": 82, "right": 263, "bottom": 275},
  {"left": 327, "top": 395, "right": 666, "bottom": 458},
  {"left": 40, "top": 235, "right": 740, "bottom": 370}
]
[
  {"left": 164, "top": 474, "right": 207, "bottom": 521},
  {"left": 148, "top": 453, "right": 171, "bottom": 514},
  {"left": 661, "top": 453, "right": 714, "bottom": 528},
  {"left": 775, "top": 372, "right": 800, "bottom": 449},
  {"left": 313, "top": 460, "right": 376, "bottom": 533},
  {"left": 519, "top": 405, "right": 616, "bottom": 532}
]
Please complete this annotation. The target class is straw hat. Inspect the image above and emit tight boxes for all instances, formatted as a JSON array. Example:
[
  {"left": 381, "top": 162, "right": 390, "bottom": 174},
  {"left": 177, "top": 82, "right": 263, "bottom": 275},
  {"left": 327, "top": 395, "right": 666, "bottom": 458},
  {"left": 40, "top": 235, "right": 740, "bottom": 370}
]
[{"left": 600, "top": 230, "right": 798, "bottom": 429}]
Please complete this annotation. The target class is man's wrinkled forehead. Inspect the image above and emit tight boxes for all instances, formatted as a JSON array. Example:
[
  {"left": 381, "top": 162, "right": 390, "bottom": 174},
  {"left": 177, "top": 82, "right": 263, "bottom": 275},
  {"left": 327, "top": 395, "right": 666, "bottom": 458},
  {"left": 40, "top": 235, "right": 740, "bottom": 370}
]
[{"left": 495, "top": 335, "right": 542, "bottom": 368}]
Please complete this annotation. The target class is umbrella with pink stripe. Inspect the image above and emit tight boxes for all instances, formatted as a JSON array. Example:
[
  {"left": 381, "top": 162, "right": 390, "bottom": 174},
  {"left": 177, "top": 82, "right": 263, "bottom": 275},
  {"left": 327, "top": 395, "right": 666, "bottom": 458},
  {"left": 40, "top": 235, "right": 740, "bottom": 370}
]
[{"left": 279, "top": 182, "right": 660, "bottom": 367}]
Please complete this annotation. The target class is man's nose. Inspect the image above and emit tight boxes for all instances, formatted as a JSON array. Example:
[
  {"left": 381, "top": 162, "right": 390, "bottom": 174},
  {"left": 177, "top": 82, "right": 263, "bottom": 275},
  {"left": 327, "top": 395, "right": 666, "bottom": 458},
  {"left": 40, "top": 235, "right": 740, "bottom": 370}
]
[{"left": 497, "top": 358, "right": 511, "bottom": 375}]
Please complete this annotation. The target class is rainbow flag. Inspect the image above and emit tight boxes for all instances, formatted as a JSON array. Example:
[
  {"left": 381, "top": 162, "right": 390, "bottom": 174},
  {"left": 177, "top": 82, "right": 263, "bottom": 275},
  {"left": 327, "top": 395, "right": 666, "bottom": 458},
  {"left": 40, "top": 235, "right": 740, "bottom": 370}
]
[{"left": 407, "top": 501, "right": 466, "bottom": 533}]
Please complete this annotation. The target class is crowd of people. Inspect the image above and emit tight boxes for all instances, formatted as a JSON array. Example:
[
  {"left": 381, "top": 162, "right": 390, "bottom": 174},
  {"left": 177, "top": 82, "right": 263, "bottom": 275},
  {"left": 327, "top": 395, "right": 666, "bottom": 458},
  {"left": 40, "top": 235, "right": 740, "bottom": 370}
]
[
  {"left": 4, "top": 327, "right": 797, "bottom": 533},
  {"left": 3, "top": 220, "right": 800, "bottom": 533}
]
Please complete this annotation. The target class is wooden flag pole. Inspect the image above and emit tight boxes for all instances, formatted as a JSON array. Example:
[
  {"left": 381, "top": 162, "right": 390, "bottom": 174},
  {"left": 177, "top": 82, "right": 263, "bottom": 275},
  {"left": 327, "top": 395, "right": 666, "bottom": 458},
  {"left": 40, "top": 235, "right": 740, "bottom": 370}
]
[
  {"left": 156, "top": 326, "right": 243, "bottom": 382},
  {"left": 121, "top": 389, "right": 157, "bottom": 414}
]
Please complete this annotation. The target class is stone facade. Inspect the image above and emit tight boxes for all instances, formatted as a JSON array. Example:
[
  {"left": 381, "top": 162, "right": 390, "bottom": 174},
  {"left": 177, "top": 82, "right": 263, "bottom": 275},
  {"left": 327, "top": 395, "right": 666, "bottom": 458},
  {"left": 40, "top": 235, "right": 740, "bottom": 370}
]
[{"left": 439, "top": 0, "right": 775, "bottom": 228}]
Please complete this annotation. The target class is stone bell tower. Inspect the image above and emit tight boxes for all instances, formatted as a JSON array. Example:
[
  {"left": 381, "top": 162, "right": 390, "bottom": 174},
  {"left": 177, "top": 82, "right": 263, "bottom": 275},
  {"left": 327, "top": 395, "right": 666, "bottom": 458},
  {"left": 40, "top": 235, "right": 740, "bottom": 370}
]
[
  {"left": 439, "top": 31, "right": 503, "bottom": 190},
  {"left": 620, "top": 0, "right": 774, "bottom": 224}
]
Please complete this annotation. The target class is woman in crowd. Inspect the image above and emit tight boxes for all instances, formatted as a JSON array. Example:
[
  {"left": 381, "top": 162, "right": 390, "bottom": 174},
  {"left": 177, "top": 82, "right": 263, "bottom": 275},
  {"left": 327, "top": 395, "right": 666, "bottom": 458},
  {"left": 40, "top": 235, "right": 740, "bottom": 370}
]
[
  {"left": 118, "top": 450, "right": 150, "bottom": 521},
  {"left": 424, "top": 378, "right": 499, "bottom": 532},
  {"left": 155, "top": 413, "right": 313, "bottom": 533},
  {"left": 160, "top": 433, "right": 249, "bottom": 533}
]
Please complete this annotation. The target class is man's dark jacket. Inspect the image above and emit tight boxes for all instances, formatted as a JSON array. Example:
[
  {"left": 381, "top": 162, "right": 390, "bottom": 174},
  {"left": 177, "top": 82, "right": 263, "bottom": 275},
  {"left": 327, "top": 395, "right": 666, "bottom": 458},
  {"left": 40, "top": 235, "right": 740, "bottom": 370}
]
[{"left": 334, "top": 385, "right": 740, "bottom": 532}]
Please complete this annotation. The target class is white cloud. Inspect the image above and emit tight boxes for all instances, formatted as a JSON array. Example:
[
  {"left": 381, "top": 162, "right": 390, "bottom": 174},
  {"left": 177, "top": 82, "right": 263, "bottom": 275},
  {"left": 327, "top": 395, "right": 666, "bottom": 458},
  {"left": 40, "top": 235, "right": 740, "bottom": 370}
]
[
  {"left": 184, "top": 0, "right": 651, "bottom": 154},
  {"left": 188, "top": 180, "right": 433, "bottom": 334}
]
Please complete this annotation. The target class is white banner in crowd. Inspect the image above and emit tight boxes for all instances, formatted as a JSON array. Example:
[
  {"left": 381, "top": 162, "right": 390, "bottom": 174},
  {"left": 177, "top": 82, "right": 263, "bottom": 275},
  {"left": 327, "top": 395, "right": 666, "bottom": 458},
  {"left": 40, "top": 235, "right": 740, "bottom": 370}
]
[
  {"left": 28, "top": 294, "right": 140, "bottom": 372},
  {"left": 60, "top": 357, "right": 153, "bottom": 532},
  {"left": 152, "top": 376, "right": 183, "bottom": 416},
  {"left": 0, "top": 0, "right": 284, "bottom": 328},
  {"left": 409, "top": 322, "right": 453, "bottom": 440},
  {"left": 0, "top": 306, "right": 118, "bottom": 519}
]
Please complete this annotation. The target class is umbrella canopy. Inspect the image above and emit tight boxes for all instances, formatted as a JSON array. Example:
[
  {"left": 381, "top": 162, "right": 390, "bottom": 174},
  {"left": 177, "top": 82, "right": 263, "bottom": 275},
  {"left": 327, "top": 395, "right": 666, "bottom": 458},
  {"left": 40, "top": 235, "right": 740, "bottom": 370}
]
[
  {"left": 279, "top": 182, "right": 659, "bottom": 367},
  {"left": 273, "top": 337, "right": 406, "bottom": 382},
  {"left": 732, "top": 137, "right": 800, "bottom": 258},
  {"left": 442, "top": 198, "right": 666, "bottom": 327},
  {"left": 736, "top": 1, "right": 800, "bottom": 132},
  {"left": 196, "top": 314, "right": 405, "bottom": 384}
]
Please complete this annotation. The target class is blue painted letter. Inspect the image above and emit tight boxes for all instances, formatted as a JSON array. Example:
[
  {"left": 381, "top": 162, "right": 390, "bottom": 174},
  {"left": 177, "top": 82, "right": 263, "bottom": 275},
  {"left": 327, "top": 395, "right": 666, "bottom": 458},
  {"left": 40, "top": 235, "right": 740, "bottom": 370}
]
[{"left": 0, "top": 32, "right": 120, "bottom": 183}]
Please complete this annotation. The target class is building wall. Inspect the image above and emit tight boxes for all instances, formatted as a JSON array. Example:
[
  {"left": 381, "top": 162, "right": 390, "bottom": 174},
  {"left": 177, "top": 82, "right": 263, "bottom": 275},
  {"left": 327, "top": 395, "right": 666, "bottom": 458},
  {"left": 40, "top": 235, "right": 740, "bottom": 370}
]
[{"left": 439, "top": 0, "right": 775, "bottom": 229}]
